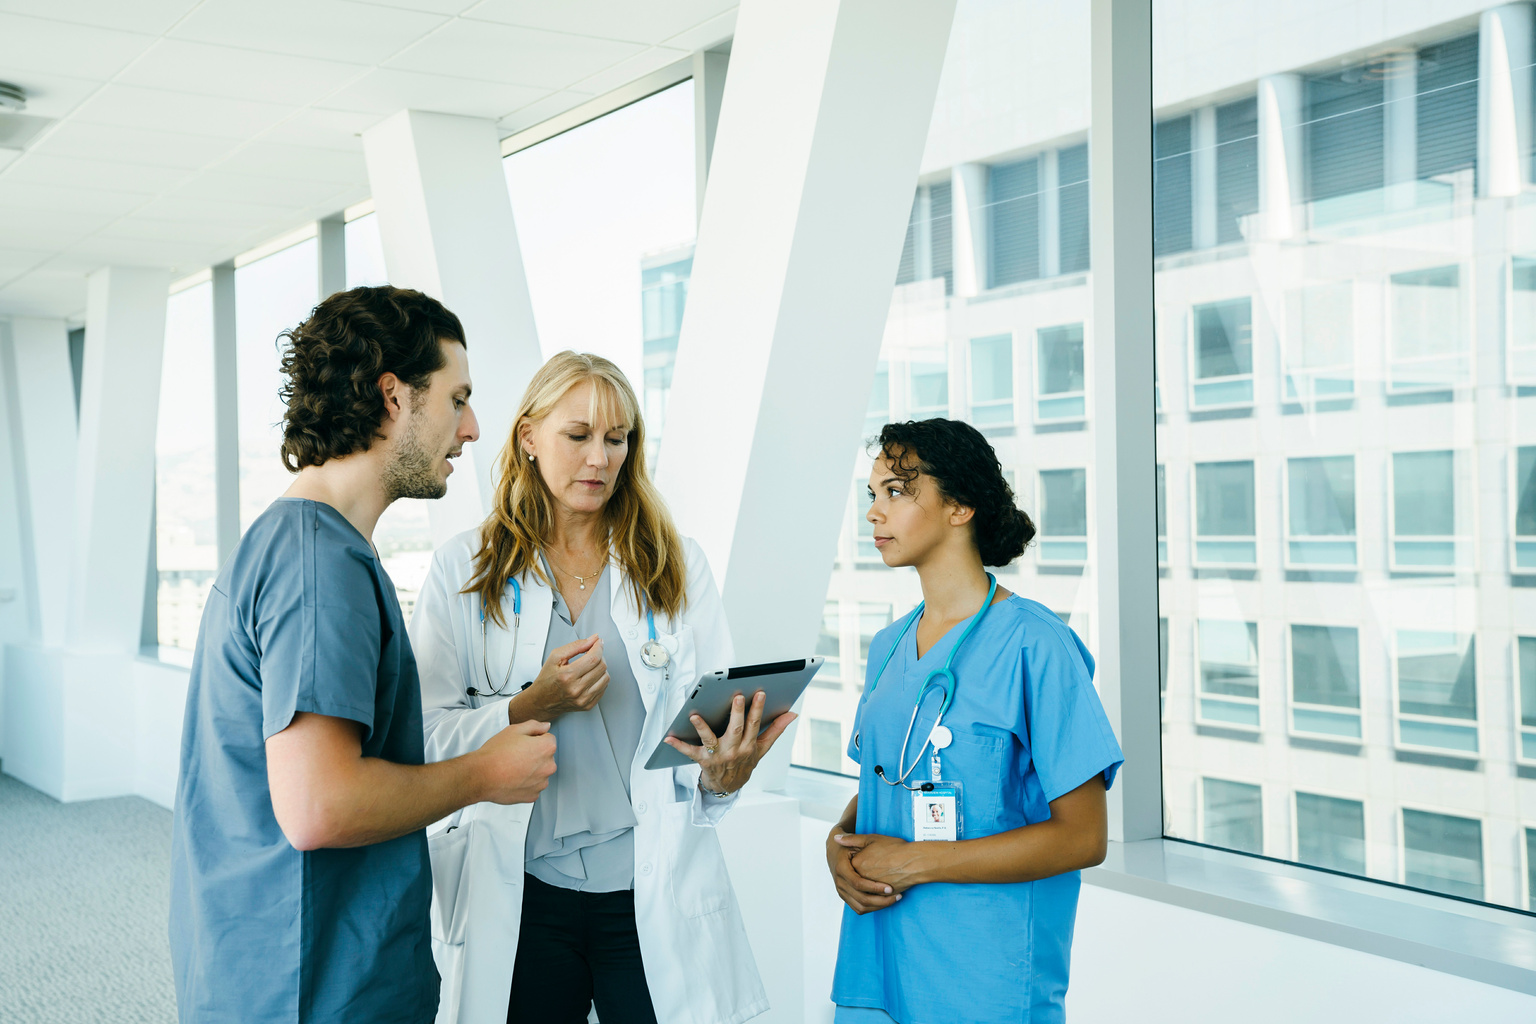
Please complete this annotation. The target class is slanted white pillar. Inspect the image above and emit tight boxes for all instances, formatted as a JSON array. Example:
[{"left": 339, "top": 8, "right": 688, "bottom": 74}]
[
  {"left": 693, "top": 48, "right": 730, "bottom": 224},
  {"left": 1191, "top": 105, "right": 1218, "bottom": 248},
  {"left": 363, "top": 111, "right": 543, "bottom": 544},
  {"left": 1479, "top": 3, "right": 1534, "bottom": 198},
  {"left": 69, "top": 267, "right": 169, "bottom": 654},
  {"left": 211, "top": 262, "right": 240, "bottom": 568},
  {"left": 1040, "top": 148, "right": 1061, "bottom": 277},
  {"left": 1257, "top": 73, "right": 1305, "bottom": 239},
  {"left": 951, "top": 162, "right": 990, "bottom": 296}
]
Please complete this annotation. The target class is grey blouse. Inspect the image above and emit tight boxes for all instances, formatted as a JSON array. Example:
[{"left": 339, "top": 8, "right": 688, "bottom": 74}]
[{"left": 524, "top": 565, "right": 648, "bottom": 892}]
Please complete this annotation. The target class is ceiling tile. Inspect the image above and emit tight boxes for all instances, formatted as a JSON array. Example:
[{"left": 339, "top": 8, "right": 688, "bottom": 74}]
[
  {"left": 462, "top": 0, "right": 736, "bottom": 46},
  {"left": 0, "top": 247, "right": 51, "bottom": 281},
  {"left": 94, "top": 217, "right": 270, "bottom": 247},
  {"left": 314, "top": 67, "right": 547, "bottom": 119},
  {"left": 0, "top": 71, "right": 102, "bottom": 120},
  {"left": 661, "top": 8, "right": 735, "bottom": 52},
  {"left": 0, "top": 152, "right": 190, "bottom": 193},
  {"left": 116, "top": 39, "right": 369, "bottom": 107},
  {"left": 29, "top": 121, "right": 243, "bottom": 169},
  {"left": 0, "top": 1, "right": 202, "bottom": 35},
  {"left": 386, "top": 19, "right": 642, "bottom": 89},
  {"left": 0, "top": 182, "right": 146, "bottom": 218},
  {"left": 58, "top": 234, "right": 210, "bottom": 269},
  {"left": 254, "top": 108, "right": 381, "bottom": 151},
  {"left": 348, "top": 0, "right": 481, "bottom": 13},
  {"left": 0, "top": 207, "right": 110, "bottom": 248},
  {"left": 170, "top": 0, "right": 448, "bottom": 65},
  {"left": 0, "top": 12, "right": 155, "bottom": 79},
  {"left": 132, "top": 194, "right": 294, "bottom": 227},
  {"left": 495, "top": 89, "right": 593, "bottom": 136},
  {"left": 69, "top": 84, "right": 296, "bottom": 141},
  {"left": 565, "top": 46, "right": 688, "bottom": 98},
  {"left": 208, "top": 142, "right": 367, "bottom": 184},
  {"left": 0, "top": 274, "right": 89, "bottom": 318},
  {"left": 171, "top": 171, "right": 347, "bottom": 208}
]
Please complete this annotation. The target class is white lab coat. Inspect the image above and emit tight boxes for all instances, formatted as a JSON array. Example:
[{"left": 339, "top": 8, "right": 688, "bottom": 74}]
[{"left": 408, "top": 528, "right": 770, "bottom": 1024}]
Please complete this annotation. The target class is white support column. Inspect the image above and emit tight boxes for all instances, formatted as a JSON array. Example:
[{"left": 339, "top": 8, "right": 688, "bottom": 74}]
[
  {"left": 69, "top": 267, "right": 169, "bottom": 654},
  {"left": 1257, "top": 73, "right": 1305, "bottom": 240},
  {"left": 0, "top": 322, "right": 31, "bottom": 764},
  {"left": 951, "top": 162, "right": 990, "bottom": 297},
  {"left": 1040, "top": 147, "right": 1061, "bottom": 278},
  {"left": 211, "top": 262, "right": 240, "bottom": 568},
  {"left": 693, "top": 48, "right": 730, "bottom": 225},
  {"left": 363, "top": 111, "right": 544, "bottom": 543},
  {"left": 317, "top": 212, "right": 347, "bottom": 299},
  {"left": 1191, "top": 105, "right": 1218, "bottom": 248},
  {"left": 1384, "top": 50, "right": 1418, "bottom": 210},
  {"left": 912, "top": 185, "right": 934, "bottom": 282},
  {"left": 1479, "top": 3, "right": 1534, "bottom": 198},
  {"left": 1090, "top": 0, "right": 1162, "bottom": 844}
]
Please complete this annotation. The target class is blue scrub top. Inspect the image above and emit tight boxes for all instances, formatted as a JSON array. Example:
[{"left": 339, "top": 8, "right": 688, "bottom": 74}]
[
  {"left": 169, "top": 499, "right": 437, "bottom": 1024},
  {"left": 832, "top": 594, "right": 1123, "bottom": 1024}
]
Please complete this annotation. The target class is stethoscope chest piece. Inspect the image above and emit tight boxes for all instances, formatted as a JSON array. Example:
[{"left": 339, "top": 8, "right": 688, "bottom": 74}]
[
  {"left": 929, "top": 724, "right": 953, "bottom": 750},
  {"left": 640, "top": 640, "right": 670, "bottom": 669}
]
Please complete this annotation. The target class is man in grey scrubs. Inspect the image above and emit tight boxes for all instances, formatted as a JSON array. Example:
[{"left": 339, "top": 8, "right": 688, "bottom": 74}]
[{"left": 169, "top": 286, "right": 557, "bottom": 1024}]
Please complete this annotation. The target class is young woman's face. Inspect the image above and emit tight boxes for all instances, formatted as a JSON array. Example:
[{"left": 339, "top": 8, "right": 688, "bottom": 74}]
[
  {"left": 524, "top": 381, "right": 630, "bottom": 518},
  {"left": 865, "top": 454, "right": 959, "bottom": 568}
]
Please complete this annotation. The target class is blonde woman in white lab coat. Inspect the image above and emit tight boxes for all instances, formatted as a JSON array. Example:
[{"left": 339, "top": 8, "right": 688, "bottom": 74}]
[{"left": 409, "top": 351, "right": 794, "bottom": 1024}]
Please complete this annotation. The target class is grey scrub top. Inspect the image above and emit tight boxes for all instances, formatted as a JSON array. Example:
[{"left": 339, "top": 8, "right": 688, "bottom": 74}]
[
  {"left": 525, "top": 565, "right": 648, "bottom": 892},
  {"left": 169, "top": 499, "right": 436, "bottom": 1024}
]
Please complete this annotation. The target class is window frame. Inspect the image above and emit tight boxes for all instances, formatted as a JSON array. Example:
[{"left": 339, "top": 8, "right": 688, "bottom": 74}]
[
  {"left": 1507, "top": 256, "right": 1536, "bottom": 387},
  {"left": 1397, "top": 804, "right": 1487, "bottom": 903},
  {"left": 1384, "top": 263, "right": 1473, "bottom": 396},
  {"left": 1281, "top": 281, "right": 1357, "bottom": 403},
  {"left": 1196, "top": 775, "right": 1266, "bottom": 856},
  {"left": 1511, "top": 444, "right": 1536, "bottom": 575},
  {"left": 1186, "top": 296, "right": 1255, "bottom": 411},
  {"left": 1194, "top": 618, "right": 1262, "bottom": 733},
  {"left": 1033, "top": 322, "right": 1088, "bottom": 425},
  {"left": 1286, "top": 622, "right": 1364, "bottom": 744},
  {"left": 1190, "top": 458, "right": 1259, "bottom": 569},
  {"left": 967, "top": 332, "right": 1016, "bottom": 426},
  {"left": 1514, "top": 635, "right": 1536, "bottom": 767},
  {"left": 1282, "top": 452, "right": 1359, "bottom": 570},
  {"left": 906, "top": 356, "right": 951, "bottom": 419},
  {"left": 1036, "top": 466, "right": 1089, "bottom": 566},
  {"left": 1390, "top": 628, "right": 1481, "bottom": 759},
  {"left": 1290, "top": 788, "right": 1371, "bottom": 876},
  {"left": 1386, "top": 448, "right": 1473, "bottom": 574},
  {"left": 1522, "top": 822, "right": 1536, "bottom": 913}
]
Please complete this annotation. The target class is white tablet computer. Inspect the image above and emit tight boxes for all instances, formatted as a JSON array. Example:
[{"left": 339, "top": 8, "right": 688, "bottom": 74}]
[{"left": 644, "top": 657, "right": 824, "bottom": 771}]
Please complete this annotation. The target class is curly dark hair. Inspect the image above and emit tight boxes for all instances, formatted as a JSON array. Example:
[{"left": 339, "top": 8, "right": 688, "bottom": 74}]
[
  {"left": 277, "top": 286, "right": 466, "bottom": 471},
  {"left": 872, "top": 419, "right": 1036, "bottom": 566}
]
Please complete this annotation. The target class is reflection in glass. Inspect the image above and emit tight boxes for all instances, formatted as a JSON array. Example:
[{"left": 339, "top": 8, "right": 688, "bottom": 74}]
[
  {"left": 1286, "top": 456, "right": 1356, "bottom": 567},
  {"left": 1194, "top": 460, "right": 1256, "bottom": 566},
  {"left": 1190, "top": 298, "right": 1253, "bottom": 408},
  {"left": 1058, "top": 144, "right": 1090, "bottom": 274},
  {"left": 1517, "top": 637, "right": 1536, "bottom": 763},
  {"left": 1391, "top": 450, "right": 1466, "bottom": 571},
  {"left": 989, "top": 157, "right": 1040, "bottom": 286},
  {"left": 969, "top": 335, "right": 1013, "bottom": 425},
  {"left": 1295, "top": 793, "right": 1366, "bottom": 875},
  {"left": 1283, "top": 283, "right": 1353, "bottom": 401},
  {"left": 909, "top": 360, "right": 949, "bottom": 417},
  {"left": 1395, "top": 630, "right": 1477, "bottom": 755},
  {"left": 865, "top": 361, "right": 890, "bottom": 438},
  {"left": 1290, "top": 625, "right": 1361, "bottom": 740},
  {"left": 1155, "top": 464, "right": 1167, "bottom": 565},
  {"left": 1389, "top": 267, "right": 1467, "bottom": 392},
  {"left": 815, "top": 602, "right": 842, "bottom": 687},
  {"left": 1403, "top": 809, "right": 1483, "bottom": 901},
  {"left": 1514, "top": 446, "right": 1536, "bottom": 572},
  {"left": 1202, "top": 778, "right": 1262, "bottom": 854},
  {"left": 1510, "top": 258, "right": 1536, "bottom": 384},
  {"left": 1197, "top": 620, "right": 1259, "bottom": 729}
]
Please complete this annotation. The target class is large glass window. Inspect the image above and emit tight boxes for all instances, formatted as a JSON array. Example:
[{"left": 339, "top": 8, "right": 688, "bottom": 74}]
[
  {"left": 1394, "top": 630, "right": 1478, "bottom": 756},
  {"left": 1517, "top": 637, "right": 1536, "bottom": 765},
  {"left": 1155, "top": 464, "right": 1168, "bottom": 566},
  {"left": 1289, "top": 625, "right": 1361, "bottom": 741},
  {"left": 865, "top": 361, "right": 891, "bottom": 439},
  {"left": 1196, "top": 620, "right": 1259, "bottom": 730},
  {"left": 1295, "top": 793, "right": 1366, "bottom": 875},
  {"left": 155, "top": 282, "right": 217, "bottom": 651},
  {"left": 1189, "top": 297, "right": 1253, "bottom": 409},
  {"left": 1193, "top": 460, "right": 1256, "bottom": 567},
  {"left": 815, "top": 602, "right": 842, "bottom": 687},
  {"left": 1402, "top": 809, "right": 1483, "bottom": 901},
  {"left": 1035, "top": 323, "right": 1085, "bottom": 423},
  {"left": 1389, "top": 266, "right": 1468, "bottom": 393},
  {"left": 1202, "top": 778, "right": 1263, "bottom": 855},
  {"left": 1390, "top": 449, "right": 1470, "bottom": 571},
  {"left": 1282, "top": 283, "right": 1353, "bottom": 401},
  {"left": 1037, "top": 468, "right": 1088, "bottom": 565},
  {"left": 909, "top": 359, "right": 949, "bottom": 418},
  {"left": 1057, "top": 143, "right": 1090, "bottom": 274},
  {"left": 1285, "top": 456, "right": 1355, "bottom": 568},
  {"left": 968, "top": 334, "right": 1013, "bottom": 425}
]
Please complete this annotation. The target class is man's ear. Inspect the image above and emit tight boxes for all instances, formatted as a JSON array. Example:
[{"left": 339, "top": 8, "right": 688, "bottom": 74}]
[{"left": 378, "top": 372, "right": 404, "bottom": 422}]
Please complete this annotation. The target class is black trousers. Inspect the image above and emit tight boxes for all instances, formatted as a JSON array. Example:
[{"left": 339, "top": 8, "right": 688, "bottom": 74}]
[{"left": 507, "top": 873, "right": 659, "bottom": 1024}]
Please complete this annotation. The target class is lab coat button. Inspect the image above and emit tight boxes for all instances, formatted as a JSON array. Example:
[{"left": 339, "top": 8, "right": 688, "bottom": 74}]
[
  {"left": 641, "top": 862, "right": 653, "bottom": 876},
  {"left": 626, "top": 628, "right": 637, "bottom": 639},
  {"left": 636, "top": 801, "right": 648, "bottom": 814}
]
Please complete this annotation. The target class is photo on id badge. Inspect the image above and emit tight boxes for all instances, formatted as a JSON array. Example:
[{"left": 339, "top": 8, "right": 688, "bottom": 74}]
[{"left": 912, "top": 782, "right": 962, "bottom": 842}]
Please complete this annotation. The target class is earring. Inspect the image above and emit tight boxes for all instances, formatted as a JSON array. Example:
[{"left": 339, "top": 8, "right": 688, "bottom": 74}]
[{"left": 527, "top": 452, "right": 535, "bottom": 462}]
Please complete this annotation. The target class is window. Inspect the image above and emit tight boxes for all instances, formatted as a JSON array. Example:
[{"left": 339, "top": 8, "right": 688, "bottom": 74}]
[
  {"left": 1035, "top": 323, "right": 1085, "bottom": 423},
  {"left": 1517, "top": 637, "right": 1536, "bottom": 764},
  {"left": 1057, "top": 143, "right": 1090, "bottom": 274},
  {"left": 1038, "top": 468, "right": 1088, "bottom": 564},
  {"left": 815, "top": 602, "right": 842, "bottom": 688},
  {"left": 969, "top": 334, "right": 1013, "bottom": 425},
  {"left": 1402, "top": 809, "right": 1483, "bottom": 901},
  {"left": 1306, "top": 63, "right": 1384, "bottom": 224},
  {"left": 1202, "top": 778, "right": 1263, "bottom": 855},
  {"left": 155, "top": 282, "right": 216, "bottom": 651},
  {"left": 1295, "top": 793, "right": 1366, "bottom": 875},
  {"left": 858, "top": 604, "right": 893, "bottom": 692},
  {"left": 1282, "top": 283, "right": 1353, "bottom": 401},
  {"left": 1285, "top": 456, "right": 1356, "bottom": 568},
  {"left": 640, "top": 250, "right": 693, "bottom": 464},
  {"left": 1155, "top": 464, "right": 1168, "bottom": 566},
  {"left": 1189, "top": 298, "right": 1253, "bottom": 409},
  {"left": 1214, "top": 96, "right": 1258, "bottom": 245},
  {"left": 1388, "top": 266, "right": 1468, "bottom": 392},
  {"left": 895, "top": 182, "right": 954, "bottom": 294},
  {"left": 1510, "top": 258, "right": 1536, "bottom": 384},
  {"left": 1415, "top": 35, "right": 1478, "bottom": 184},
  {"left": 1153, "top": 114, "right": 1192, "bottom": 257},
  {"left": 1197, "top": 620, "right": 1259, "bottom": 730},
  {"left": 989, "top": 157, "right": 1040, "bottom": 287},
  {"left": 909, "top": 359, "right": 949, "bottom": 418},
  {"left": 1159, "top": 617, "right": 1169, "bottom": 714},
  {"left": 1193, "top": 460, "right": 1256, "bottom": 567},
  {"left": 1390, "top": 450, "right": 1470, "bottom": 572},
  {"left": 343, "top": 212, "right": 387, "bottom": 287},
  {"left": 1527, "top": 828, "right": 1536, "bottom": 912},
  {"left": 1289, "top": 625, "right": 1362, "bottom": 741},
  {"left": 1394, "top": 630, "right": 1478, "bottom": 756},
  {"left": 854, "top": 480, "right": 886, "bottom": 566},
  {"left": 1514, "top": 445, "right": 1536, "bottom": 572},
  {"left": 865, "top": 361, "right": 890, "bottom": 438}
]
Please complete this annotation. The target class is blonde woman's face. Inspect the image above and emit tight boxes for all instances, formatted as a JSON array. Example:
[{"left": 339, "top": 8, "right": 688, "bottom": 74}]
[{"left": 524, "top": 381, "right": 630, "bottom": 517}]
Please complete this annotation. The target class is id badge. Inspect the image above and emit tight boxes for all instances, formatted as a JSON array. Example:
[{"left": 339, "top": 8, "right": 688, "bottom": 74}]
[{"left": 912, "top": 781, "right": 963, "bottom": 842}]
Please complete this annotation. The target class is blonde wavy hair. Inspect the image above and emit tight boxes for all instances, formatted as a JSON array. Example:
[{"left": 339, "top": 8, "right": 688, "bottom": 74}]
[{"left": 465, "top": 351, "right": 688, "bottom": 626}]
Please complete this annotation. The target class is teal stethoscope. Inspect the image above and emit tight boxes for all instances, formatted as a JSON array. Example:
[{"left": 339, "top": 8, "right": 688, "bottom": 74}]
[
  {"left": 469, "top": 573, "right": 670, "bottom": 698},
  {"left": 855, "top": 573, "right": 998, "bottom": 790}
]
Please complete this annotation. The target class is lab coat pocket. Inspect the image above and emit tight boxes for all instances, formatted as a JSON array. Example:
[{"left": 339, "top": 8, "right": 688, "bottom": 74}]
[
  {"left": 428, "top": 824, "right": 473, "bottom": 945},
  {"left": 662, "top": 800, "right": 731, "bottom": 918}
]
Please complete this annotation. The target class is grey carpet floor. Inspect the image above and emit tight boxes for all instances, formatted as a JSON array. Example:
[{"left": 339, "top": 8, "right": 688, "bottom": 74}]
[{"left": 0, "top": 772, "right": 177, "bottom": 1024}]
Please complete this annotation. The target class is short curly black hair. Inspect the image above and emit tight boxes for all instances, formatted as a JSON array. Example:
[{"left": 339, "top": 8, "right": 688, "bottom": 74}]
[
  {"left": 873, "top": 418, "right": 1036, "bottom": 566},
  {"left": 278, "top": 286, "right": 466, "bottom": 471}
]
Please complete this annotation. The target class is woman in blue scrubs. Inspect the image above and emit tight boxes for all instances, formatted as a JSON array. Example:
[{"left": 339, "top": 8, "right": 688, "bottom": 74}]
[{"left": 827, "top": 418, "right": 1124, "bottom": 1024}]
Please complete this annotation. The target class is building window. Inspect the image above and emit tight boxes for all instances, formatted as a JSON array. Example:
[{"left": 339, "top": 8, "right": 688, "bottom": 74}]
[
  {"left": 1189, "top": 298, "right": 1253, "bottom": 409},
  {"left": 1390, "top": 449, "right": 1470, "bottom": 571},
  {"left": 1159, "top": 616, "right": 1169, "bottom": 715},
  {"left": 1154, "top": 114, "right": 1193, "bottom": 257},
  {"left": 1305, "top": 63, "right": 1384, "bottom": 224},
  {"left": 1035, "top": 323, "right": 1086, "bottom": 423},
  {"left": 1394, "top": 630, "right": 1478, "bottom": 756},
  {"left": 895, "top": 182, "right": 954, "bottom": 295},
  {"left": 1388, "top": 266, "right": 1469, "bottom": 392},
  {"left": 1282, "top": 283, "right": 1353, "bottom": 401},
  {"left": 1402, "top": 809, "right": 1483, "bottom": 901},
  {"left": 1518, "top": 637, "right": 1536, "bottom": 763},
  {"left": 1415, "top": 34, "right": 1478, "bottom": 185},
  {"left": 1510, "top": 258, "right": 1536, "bottom": 385},
  {"left": 1058, "top": 143, "right": 1090, "bottom": 274},
  {"left": 1285, "top": 455, "right": 1356, "bottom": 568},
  {"left": 865, "top": 360, "right": 890, "bottom": 439},
  {"left": 1155, "top": 464, "right": 1168, "bottom": 566},
  {"left": 640, "top": 251, "right": 692, "bottom": 460},
  {"left": 1193, "top": 460, "right": 1256, "bottom": 567},
  {"left": 815, "top": 602, "right": 842, "bottom": 688},
  {"left": 1514, "top": 445, "right": 1536, "bottom": 572},
  {"left": 969, "top": 334, "right": 1014, "bottom": 425},
  {"left": 1289, "top": 624, "right": 1361, "bottom": 741},
  {"left": 858, "top": 604, "right": 892, "bottom": 677},
  {"left": 808, "top": 718, "right": 844, "bottom": 773},
  {"left": 1295, "top": 792, "right": 1366, "bottom": 875},
  {"left": 908, "top": 359, "right": 949, "bottom": 418},
  {"left": 989, "top": 157, "right": 1040, "bottom": 287},
  {"left": 1038, "top": 468, "right": 1088, "bottom": 565},
  {"left": 1197, "top": 620, "right": 1260, "bottom": 730},
  {"left": 1215, "top": 96, "right": 1258, "bottom": 245},
  {"left": 1201, "top": 778, "right": 1263, "bottom": 855}
]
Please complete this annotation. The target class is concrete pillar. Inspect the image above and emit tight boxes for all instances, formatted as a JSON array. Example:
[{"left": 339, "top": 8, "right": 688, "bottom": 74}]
[
  {"left": 1384, "top": 49, "right": 1418, "bottom": 210},
  {"left": 1479, "top": 3, "right": 1534, "bottom": 198},
  {"left": 951, "top": 162, "right": 990, "bottom": 297},
  {"left": 363, "top": 110, "right": 544, "bottom": 544},
  {"left": 1191, "top": 105, "right": 1218, "bottom": 248},
  {"left": 317, "top": 212, "right": 347, "bottom": 300},
  {"left": 1257, "top": 73, "right": 1305, "bottom": 239},
  {"left": 1040, "top": 148, "right": 1061, "bottom": 277},
  {"left": 211, "top": 262, "right": 240, "bottom": 568},
  {"left": 693, "top": 48, "right": 730, "bottom": 225},
  {"left": 912, "top": 185, "right": 933, "bottom": 282}
]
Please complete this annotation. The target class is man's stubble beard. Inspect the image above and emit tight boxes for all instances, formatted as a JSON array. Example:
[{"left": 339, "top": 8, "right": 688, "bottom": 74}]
[{"left": 381, "top": 411, "right": 449, "bottom": 502}]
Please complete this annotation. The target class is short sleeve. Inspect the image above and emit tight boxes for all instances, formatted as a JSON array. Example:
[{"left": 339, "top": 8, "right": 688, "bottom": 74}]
[
  {"left": 1021, "top": 625, "right": 1124, "bottom": 803},
  {"left": 254, "top": 519, "right": 383, "bottom": 742}
]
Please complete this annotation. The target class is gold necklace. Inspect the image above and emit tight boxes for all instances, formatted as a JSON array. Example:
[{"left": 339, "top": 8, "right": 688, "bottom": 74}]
[{"left": 547, "top": 551, "right": 608, "bottom": 590}]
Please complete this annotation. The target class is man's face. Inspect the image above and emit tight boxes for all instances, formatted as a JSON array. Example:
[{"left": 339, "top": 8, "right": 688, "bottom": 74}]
[{"left": 381, "top": 340, "right": 478, "bottom": 502}]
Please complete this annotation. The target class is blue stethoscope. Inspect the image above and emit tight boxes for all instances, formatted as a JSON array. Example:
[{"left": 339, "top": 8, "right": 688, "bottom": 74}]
[
  {"left": 469, "top": 573, "right": 670, "bottom": 698},
  {"left": 856, "top": 574, "right": 998, "bottom": 790}
]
